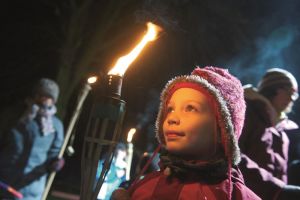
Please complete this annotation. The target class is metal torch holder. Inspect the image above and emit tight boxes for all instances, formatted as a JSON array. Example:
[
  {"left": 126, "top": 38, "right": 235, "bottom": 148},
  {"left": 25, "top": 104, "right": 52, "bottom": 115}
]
[{"left": 80, "top": 75, "right": 126, "bottom": 200}]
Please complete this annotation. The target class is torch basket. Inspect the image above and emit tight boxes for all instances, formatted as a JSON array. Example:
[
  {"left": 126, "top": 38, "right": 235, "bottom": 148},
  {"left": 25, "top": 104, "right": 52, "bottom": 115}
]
[{"left": 80, "top": 93, "right": 126, "bottom": 200}]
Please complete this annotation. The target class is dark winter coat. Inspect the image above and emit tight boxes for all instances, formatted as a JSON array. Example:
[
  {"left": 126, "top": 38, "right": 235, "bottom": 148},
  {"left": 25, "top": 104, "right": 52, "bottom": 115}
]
[
  {"left": 130, "top": 167, "right": 260, "bottom": 200},
  {"left": 239, "top": 87, "right": 298, "bottom": 199},
  {"left": 127, "top": 149, "right": 260, "bottom": 200},
  {"left": 0, "top": 116, "right": 64, "bottom": 200}
]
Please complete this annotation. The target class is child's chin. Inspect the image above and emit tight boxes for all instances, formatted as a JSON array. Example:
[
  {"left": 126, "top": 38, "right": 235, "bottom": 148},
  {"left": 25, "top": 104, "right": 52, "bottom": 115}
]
[{"left": 166, "top": 145, "right": 185, "bottom": 154}]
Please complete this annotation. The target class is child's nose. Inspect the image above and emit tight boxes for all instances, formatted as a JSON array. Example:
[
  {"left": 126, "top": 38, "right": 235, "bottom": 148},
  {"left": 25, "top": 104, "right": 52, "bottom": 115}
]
[{"left": 167, "top": 113, "right": 180, "bottom": 125}]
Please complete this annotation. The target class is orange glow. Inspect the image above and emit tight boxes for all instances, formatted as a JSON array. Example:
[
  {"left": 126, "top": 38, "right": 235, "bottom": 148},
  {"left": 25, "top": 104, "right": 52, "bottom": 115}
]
[
  {"left": 108, "top": 22, "right": 162, "bottom": 76},
  {"left": 127, "top": 128, "right": 136, "bottom": 143},
  {"left": 87, "top": 76, "right": 98, "bottom": 84}
]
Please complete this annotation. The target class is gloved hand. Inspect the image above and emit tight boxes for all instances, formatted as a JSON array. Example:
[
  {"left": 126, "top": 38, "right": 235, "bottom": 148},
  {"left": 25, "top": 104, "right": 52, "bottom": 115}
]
[
  {"left": 48, "top": 158, "right": 65, "bottom": 172},
  {"left": 277, "top": 185, "right": 300, "bottom": 200}
]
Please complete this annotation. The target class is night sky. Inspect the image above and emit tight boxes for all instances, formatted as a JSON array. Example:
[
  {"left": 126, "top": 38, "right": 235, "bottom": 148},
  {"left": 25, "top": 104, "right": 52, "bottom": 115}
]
[{"left": 1, "top": 0, "right": 300, "bottom": 195}]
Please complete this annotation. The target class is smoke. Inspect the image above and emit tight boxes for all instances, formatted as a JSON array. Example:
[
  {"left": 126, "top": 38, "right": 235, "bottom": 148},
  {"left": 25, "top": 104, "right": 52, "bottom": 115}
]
[
  {"left": 135, "top": 0, "right": 192, "bottom": 32},
  {"left": 134, "top": 89, "right": 160, "bottom": 152},
  {"left": 136, "top": 88, "right": 160, "bottom": 130},
  {"left": 226, "top": 25, "right": 298, "bottom": 86}
]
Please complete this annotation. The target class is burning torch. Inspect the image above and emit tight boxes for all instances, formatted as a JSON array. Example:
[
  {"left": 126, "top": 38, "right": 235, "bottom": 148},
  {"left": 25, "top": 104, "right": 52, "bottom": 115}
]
[
  {"left": 0, "top": 180, "right": 23, "bottom": 199},
  {"left": 126, "top": 128, "right": 136, "bottom": 181},
  {"left": 80, "top": 22, "right": 162, "bottom": 200},
  {"left": 41, "top": 76, "right": 97, "bottom": 200}
]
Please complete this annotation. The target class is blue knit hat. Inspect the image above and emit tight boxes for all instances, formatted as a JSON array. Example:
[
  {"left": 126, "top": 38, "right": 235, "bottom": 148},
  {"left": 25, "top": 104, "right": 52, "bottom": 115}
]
[{"left": 33, "top": 78, "right": 60, "bottom": 102}]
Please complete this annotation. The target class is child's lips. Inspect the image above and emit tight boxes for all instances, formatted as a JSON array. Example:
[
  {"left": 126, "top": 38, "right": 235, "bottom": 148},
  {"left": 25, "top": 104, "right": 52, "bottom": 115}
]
[{"left": 165, "top": 131, "right": 185, "bottom": 139}]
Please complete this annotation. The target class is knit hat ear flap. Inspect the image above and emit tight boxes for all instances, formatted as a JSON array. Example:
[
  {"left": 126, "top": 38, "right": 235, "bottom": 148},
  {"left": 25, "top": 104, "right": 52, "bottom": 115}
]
[{"left": 155, "top": 66, "right": 246, "bottom": 165}]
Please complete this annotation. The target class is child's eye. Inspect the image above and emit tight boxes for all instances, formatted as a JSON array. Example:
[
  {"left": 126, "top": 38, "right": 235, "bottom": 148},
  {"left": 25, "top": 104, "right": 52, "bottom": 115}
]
[
  {"left": 166, "top": 106, "right": 174, "bottom": 113},
  {"left": 185, "top": 105, "right": 198, "bottom": 112}
]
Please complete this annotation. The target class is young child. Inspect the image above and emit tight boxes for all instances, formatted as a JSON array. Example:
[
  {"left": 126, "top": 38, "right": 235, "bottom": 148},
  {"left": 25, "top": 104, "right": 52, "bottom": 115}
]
[{"left": 112, "top": 66, "right": 260, "bottom": 200}]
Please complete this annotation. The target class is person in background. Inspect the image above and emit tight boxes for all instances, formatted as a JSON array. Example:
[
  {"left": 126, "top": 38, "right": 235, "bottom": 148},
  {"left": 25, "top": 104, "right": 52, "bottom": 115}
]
[
  {"left": 112, "top": 66, "right": 260, "bottom": 200},
  {"left": 239, "top": 68, "right": 300, "bottom": 199},
  {"left": 287, "top": 126, "right": 300, "bottom": 186},
  {"left": 0, "top": 78, "right": 65, "bottom": 200},
  {"left": 97, "top": 143, "right": 128, "bottom": 200}
]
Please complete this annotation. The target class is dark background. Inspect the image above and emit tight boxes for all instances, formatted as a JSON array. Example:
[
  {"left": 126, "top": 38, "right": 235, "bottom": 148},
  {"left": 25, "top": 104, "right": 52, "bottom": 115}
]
[{"left": 1, "top": 0, "right": 300, "bottom": 195}]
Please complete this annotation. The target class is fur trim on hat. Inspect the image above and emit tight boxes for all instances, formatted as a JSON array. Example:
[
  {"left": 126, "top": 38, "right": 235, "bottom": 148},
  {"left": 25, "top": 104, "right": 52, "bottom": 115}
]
[{"left": 156, "top": 67, "right": 245, "bottom": 165}]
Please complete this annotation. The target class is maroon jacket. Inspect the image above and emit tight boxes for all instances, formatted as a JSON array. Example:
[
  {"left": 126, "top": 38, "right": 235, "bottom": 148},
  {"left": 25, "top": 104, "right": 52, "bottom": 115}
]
[
  {"left": 239, "top": 88, "right": 298, "bottom": 199},
  {"left": 130, "top": 168, "right": 260, "bottom": 200}
]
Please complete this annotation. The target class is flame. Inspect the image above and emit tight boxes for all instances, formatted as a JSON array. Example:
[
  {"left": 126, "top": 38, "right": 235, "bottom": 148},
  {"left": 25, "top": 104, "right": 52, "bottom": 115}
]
[
  {"left": 108, "top": 22, "right": 162, "bottom": 76},
  {"left": 127, "top": 128, "right": 136, "bottom": 143},
  {"left": 87, "top": 76, "right": 98, "bottom": 84}
]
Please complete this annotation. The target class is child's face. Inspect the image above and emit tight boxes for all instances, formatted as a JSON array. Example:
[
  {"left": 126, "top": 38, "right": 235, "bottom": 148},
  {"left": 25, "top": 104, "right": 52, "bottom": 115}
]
[
  {"left": 35, "top": 95, "right": 54, "bottom": 107},
  {"left": 163, "top": 88, "right": 217, "bottom": 160}
]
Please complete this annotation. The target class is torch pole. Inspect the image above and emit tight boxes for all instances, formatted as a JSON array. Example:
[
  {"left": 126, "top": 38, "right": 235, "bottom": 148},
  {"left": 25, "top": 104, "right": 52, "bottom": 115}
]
[
  {"left": 125, "top": 128, "right": 135, "bottom": 181},
  {"left": 41, "top": 83, "right": 92, "bottom": 200},
  {"left": 125, "top": 143, "right": 133, "bottom": 181}
]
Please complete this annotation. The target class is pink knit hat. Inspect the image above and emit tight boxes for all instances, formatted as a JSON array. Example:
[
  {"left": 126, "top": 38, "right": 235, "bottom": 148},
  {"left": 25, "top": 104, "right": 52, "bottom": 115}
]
[{"left": 155, "top": 66, "right": 246, "bottom": 165}]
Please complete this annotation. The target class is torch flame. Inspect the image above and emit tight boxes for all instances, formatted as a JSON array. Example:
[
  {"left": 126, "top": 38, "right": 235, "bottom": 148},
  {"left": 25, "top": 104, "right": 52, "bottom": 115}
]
[
  {"left": 108, "top": 22, "right": 162, "bottom": 76},
  {"left": 87, "top": 76, "right": 98, "bottom": 84},
  {"left": 127, "top": 128, "right": 136, "bottom": 143}
]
